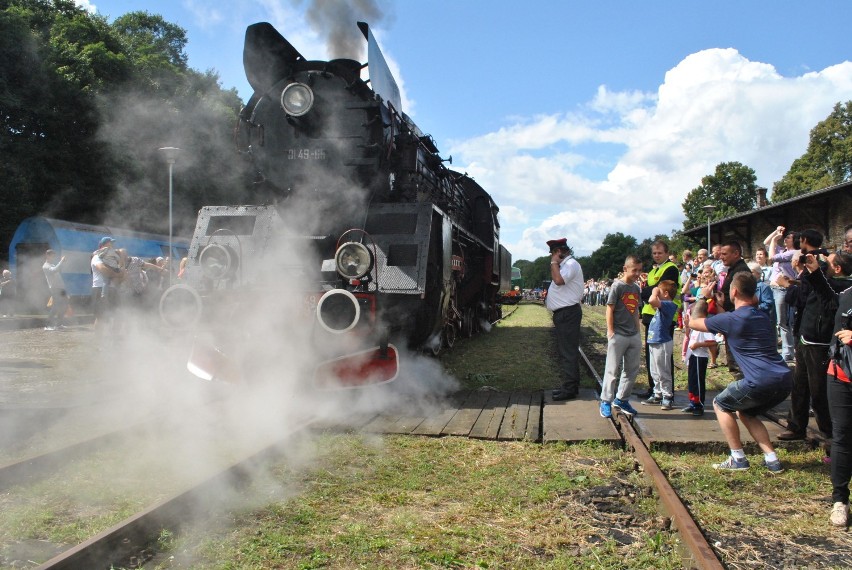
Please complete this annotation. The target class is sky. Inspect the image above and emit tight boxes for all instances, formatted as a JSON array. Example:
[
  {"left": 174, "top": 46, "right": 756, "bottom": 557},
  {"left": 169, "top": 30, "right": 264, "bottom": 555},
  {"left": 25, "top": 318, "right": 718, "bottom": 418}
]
[{"left": 78, "top": 0, "right": 852, "bottom": 260}]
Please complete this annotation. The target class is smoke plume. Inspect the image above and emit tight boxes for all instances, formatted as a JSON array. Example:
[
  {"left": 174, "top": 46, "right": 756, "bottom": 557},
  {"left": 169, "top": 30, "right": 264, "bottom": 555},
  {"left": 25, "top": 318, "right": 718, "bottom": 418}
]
[{"left": 304, "top": 0, "right": 387, "bottom": 60}]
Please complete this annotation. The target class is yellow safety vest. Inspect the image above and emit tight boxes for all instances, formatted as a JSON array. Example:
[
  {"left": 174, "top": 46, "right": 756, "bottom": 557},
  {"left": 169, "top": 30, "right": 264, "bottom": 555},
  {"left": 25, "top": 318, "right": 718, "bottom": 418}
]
[{"left": 641, "top": 261, "right": 682, "bottom": 319}]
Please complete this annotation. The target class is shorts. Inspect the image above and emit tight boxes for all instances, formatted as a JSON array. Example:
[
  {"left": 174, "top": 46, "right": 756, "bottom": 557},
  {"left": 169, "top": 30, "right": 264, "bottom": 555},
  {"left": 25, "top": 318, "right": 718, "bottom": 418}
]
[{"left": 713, "top": 379, "right": 791, "bottom": 417}]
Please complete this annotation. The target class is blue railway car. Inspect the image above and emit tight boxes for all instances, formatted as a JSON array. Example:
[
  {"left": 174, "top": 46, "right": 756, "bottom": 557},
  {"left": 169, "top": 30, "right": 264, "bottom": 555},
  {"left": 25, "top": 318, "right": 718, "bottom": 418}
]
[{"left": 9, "top": 217, "right": 189, "bottom": 311}]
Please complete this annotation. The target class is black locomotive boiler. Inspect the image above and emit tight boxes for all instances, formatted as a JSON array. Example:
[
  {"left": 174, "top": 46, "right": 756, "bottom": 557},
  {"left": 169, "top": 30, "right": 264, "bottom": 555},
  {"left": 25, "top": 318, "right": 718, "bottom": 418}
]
[{"left": 161, "top": 22, "right": 511, "bottom": 387}]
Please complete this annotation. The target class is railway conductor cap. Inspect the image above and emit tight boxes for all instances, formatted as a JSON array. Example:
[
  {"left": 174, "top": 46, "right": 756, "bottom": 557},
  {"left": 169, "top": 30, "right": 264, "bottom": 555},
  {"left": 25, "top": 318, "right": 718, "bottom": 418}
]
[{"left": 547, "top": 238, "right": 570, "bottom": 252}]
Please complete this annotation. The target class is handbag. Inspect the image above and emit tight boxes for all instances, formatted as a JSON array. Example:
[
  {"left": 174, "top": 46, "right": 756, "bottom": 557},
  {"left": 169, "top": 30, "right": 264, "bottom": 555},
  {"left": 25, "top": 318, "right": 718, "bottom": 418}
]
[{"left": 832, "top": 313, "right": 852, "bottom": 379}]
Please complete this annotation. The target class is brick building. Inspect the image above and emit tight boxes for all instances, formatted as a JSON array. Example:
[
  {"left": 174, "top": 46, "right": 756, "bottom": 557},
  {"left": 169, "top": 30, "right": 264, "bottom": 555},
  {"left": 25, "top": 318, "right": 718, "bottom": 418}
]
[{"left": 682, "top": 182, "right": 852, "bottom": 258}]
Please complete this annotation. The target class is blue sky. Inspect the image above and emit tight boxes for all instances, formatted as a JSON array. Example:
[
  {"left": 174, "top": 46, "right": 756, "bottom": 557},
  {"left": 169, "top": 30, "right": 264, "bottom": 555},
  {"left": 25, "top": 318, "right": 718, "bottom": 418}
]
[{"left": 80, "top": 0, "right": 852, "bottom": 260}]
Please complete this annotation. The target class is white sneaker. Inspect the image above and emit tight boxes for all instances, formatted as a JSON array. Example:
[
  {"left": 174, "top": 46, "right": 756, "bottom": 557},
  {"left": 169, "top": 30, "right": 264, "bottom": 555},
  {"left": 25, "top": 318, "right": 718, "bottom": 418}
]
[
  {"left": 830, "top": 502, "right": 848, "bottom": 527},
  {"left": 44, "top": 326, "right": 56, "bottom": 331}
]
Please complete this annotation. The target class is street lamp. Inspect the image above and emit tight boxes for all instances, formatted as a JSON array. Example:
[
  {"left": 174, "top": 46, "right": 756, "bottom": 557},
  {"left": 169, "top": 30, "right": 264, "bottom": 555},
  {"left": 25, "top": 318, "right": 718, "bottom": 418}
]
[
  {"left": 702, "top": 204, "right": 716, "bottom": 250},
  {"left": 158, "top": 146, "right": 181, "bottom": 287}
]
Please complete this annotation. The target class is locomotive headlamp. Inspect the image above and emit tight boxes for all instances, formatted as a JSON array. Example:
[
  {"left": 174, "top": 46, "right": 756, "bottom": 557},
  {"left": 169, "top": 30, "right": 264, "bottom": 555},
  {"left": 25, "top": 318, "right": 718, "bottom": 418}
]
[
  {"left": 280, "top": 82, "right": 314, "bottom": 117},
  {"left": 335, "top": 242, "right": 373, "bottom": 279},
  {"left": 199, "top": 243, "right": 239, "bottom": 280}
]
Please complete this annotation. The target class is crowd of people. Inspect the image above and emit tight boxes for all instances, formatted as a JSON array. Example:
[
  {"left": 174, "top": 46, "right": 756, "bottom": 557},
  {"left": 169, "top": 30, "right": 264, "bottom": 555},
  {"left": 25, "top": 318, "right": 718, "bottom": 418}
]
[
  {"left": 545, "top": 222, "right": 852, "bottom": 527},
  {"left": 39, "top": 236, "right": 178, "bottom": 332}
]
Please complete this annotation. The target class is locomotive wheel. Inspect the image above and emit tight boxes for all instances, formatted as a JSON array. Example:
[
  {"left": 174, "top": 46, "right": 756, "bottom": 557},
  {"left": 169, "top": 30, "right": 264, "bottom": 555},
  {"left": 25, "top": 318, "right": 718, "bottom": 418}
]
[
  {"left": 472, "top": 307, "right": 482, "bottom": 334},
  {"left": 428, "top": 331, "right": 443, "bottom": 356},
  {"left": 444, "top": 323, "right": 457, "bottom": 349},
  {"left": 461, "top": 308, "right": 474, "bottom": 338}
]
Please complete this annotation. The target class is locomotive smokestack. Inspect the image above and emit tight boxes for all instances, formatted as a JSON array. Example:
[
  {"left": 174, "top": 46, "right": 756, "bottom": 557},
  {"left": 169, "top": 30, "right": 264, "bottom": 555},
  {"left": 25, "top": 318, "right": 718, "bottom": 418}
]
[{"left": 305, "top": 0, "right": 386, "bottom": 60}]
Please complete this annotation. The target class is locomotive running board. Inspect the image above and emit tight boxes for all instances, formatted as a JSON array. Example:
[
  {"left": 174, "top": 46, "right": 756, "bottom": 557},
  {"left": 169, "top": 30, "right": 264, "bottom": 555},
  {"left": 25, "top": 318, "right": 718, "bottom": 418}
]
[{"left": 314, "top": 344, "right": 399, "bottom": 389}]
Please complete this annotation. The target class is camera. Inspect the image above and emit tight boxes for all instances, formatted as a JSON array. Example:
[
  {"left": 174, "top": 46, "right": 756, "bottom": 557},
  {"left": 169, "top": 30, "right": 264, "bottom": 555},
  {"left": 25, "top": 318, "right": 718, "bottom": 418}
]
[{"left": 802, "top": 247, "right": 830, "bottom": 256}]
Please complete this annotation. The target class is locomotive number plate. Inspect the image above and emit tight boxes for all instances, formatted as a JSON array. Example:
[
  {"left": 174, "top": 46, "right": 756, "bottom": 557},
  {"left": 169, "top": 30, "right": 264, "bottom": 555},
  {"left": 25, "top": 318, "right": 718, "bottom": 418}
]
[
  {"left": 288, "top": 148, "right": 327, "bottom": 160},
  {"left": 302, "top": 293, "right": 321, "bottom": 316}
]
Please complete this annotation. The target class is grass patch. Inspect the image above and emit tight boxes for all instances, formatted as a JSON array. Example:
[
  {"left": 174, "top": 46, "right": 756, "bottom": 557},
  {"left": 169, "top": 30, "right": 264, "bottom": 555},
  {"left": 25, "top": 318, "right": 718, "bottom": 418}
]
[
  {"left": 442, "top": 302, "right": 602, "bottom": 392},
  {"left": 654, "top": 448, "right": 852, "bottom": 568},
  {"left": 163, "top": 435, "right": 683, "bottom": 569}
]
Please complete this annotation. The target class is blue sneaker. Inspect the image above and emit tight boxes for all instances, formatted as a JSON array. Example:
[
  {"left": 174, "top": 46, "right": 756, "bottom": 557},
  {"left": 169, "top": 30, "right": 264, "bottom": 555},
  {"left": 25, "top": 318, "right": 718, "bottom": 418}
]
[
  {"left": 599, "top": 401, "right": 612, "bottom": 418},
  {"left": 712, "top": 455, "right": 750, "bottom": 471},
  {"left": 763, "top": 459, "right": 784, "bottom": 474},
  {"left": 612, "top": 398, "right": 638, "bottom": 418}
]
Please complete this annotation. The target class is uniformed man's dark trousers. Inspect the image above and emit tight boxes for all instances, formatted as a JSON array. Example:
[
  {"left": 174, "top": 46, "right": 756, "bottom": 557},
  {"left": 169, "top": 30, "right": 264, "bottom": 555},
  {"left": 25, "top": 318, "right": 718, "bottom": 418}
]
[{"left": 553, "top": 304, "right": 582, "bottom": 393}]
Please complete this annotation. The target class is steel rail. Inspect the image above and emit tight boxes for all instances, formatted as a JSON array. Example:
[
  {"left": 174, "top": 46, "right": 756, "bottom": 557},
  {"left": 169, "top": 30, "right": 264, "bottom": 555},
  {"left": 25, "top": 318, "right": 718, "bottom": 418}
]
[
  {"left": 0, "top": 396, "right": 223, "bottom": 492},
  {"left": 0, "top": 428, "right": 131, "bottom": 492},
  {"left": 579, "top": 346, "right": 725, "bottom": 570},
  {"left": 35, "top": 418, "right": 317, "bottom": 570}
]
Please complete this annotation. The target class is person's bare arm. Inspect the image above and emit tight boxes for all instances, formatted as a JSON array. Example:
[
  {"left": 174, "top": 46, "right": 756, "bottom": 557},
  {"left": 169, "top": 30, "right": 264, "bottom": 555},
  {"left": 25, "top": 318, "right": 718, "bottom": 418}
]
[{"left": 606, "top": 304, "right": 615, "bottom": 338}]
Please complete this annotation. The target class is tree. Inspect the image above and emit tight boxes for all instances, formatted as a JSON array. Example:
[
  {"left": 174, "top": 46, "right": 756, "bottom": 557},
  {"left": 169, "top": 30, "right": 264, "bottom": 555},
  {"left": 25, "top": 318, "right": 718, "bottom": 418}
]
[
  {"left": 111, "top": 11, "right": 188, "bottom": 72},
  {"left": 772, "top": 101, "right": 852, "bottom": 202},
  {"left": 681, "top": 161, "right": 757, "bottom": 230},
  {"left": 0, "top": 1, "right": 248, "bottom": 259},
  {"left": 580, "top": 232, "right": 639, "bottom": 279}
]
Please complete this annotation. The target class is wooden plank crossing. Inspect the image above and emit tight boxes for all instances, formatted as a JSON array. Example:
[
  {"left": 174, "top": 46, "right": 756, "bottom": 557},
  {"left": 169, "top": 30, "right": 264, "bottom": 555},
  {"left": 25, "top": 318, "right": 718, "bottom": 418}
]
[
  {"left": 442, "top": 390, "right": 492, "bottom": 436},
  {"left": 318, "top": 388, "right": 619, "bottom": 443},
  {"left": 497, "top": 391, "right": 539, "bottom": 442},
  {"left": 542, "top": 388, "right": 621, "bottom": 444},
  {"left": 410, "top": 390, "right": 472, "bottom": 436}
]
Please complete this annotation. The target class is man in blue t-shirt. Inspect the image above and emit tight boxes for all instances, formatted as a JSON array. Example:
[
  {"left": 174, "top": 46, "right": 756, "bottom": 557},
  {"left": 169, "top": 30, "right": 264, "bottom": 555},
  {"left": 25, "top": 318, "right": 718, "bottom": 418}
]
[{"left": 689, "top": 271, "right": 792, "bottom": 474}]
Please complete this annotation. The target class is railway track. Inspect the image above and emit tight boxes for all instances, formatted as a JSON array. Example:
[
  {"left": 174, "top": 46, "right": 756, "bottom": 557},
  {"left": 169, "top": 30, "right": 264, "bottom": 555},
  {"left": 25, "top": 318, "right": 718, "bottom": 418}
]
[
  {"left": 578, "top": 346, "right": 725, "bottom": 570},
  {"left": 23, "top": 354, "right": 722, "bottom": 569},
  {"left": 31, "top": 417, "right": 318, "bottom": 569}
]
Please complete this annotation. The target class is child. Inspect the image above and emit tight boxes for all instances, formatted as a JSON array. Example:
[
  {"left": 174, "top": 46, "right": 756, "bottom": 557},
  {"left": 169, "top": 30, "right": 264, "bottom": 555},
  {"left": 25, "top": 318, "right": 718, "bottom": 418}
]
[
  {"left": 682, "top": 300, "right": 717, "bottom": 416},
  {"left": 748, "top": 261, "right": 776, "bottom": 325},
  {"left": 642, "top": 280, "right": 678, "bottom": 410},
  {"left": 599, "top": 256, "right": 643, "bottom": 419}
]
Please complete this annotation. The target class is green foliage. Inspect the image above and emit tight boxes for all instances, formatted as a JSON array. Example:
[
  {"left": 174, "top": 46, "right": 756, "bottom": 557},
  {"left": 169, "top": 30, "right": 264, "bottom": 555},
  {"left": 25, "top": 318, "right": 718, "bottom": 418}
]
[
  {"left": 577, "top": 232, "right": 639, "bottom": 279},
  {"left": 772, "top": 100, "right": 852, "bottom": 201},
  {"left": 112, "top": 11, "right": 188, "bottom": 71},
  {"left": 0, "top": 0, "right": 250, "bottom": 260},
  {"left": 681, "top": 161, "right": 757, "bottom": 230}
]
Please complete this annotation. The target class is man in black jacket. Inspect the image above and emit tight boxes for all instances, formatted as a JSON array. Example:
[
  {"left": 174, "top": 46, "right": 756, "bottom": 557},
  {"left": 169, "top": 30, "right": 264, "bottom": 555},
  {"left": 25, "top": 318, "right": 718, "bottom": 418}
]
[
  {"left": 799, "top": 250, "right": 852, "bottom": 526},
  {"left": 717, "top": 241, "right": 752, "bottom": 312},
  {"left": 778, "top": 230, "right": 849, "bottom": 440},
  {"left": 708, "top": 240, "right": 752, "bottom": 375}
]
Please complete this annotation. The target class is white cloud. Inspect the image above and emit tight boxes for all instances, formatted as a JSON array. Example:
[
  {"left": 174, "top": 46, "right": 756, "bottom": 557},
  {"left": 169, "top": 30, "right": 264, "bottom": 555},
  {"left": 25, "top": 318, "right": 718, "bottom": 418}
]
[
  {"left": 183, "top": 0, "right": 224, "bottom": 28},
  {"left": 450, "top": 48, "right": 852, "bottom": 262},
  {"left": 74, "top": 0, "right": 96, "bottom": 13}
]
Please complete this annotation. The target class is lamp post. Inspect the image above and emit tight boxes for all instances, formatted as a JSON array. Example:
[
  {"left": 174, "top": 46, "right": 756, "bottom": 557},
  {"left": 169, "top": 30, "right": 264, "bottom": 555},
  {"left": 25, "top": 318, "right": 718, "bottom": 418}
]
[
  {"left": 702, "top": 204, "right": 716, "bottom": 251},
  {"left": 158, "top": 147, "right": 181, "bottom": 287}
]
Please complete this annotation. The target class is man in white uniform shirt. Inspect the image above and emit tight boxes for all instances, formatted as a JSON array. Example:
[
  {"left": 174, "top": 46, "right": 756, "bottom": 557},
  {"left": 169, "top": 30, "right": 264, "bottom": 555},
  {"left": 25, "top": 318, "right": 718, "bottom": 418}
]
[{"left": 546, "top": 238, "right": 585, "bottom": 400}]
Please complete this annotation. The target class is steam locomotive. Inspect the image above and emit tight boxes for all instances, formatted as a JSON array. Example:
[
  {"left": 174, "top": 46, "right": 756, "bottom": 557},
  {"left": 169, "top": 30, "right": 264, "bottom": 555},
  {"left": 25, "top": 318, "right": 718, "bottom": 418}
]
[{"left": 160, "top": 22, "right": 511, "bottom": 387}]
